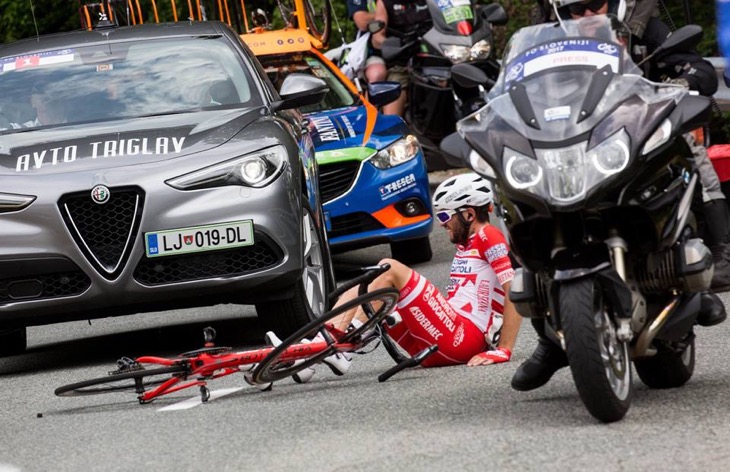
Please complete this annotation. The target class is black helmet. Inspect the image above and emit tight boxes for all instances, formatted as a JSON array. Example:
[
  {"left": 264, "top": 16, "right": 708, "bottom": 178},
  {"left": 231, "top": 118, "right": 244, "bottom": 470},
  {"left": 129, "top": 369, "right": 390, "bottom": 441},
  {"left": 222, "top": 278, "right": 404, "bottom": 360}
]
[{"left": 550, "top": 0, "right": 626, "bottom": 21}]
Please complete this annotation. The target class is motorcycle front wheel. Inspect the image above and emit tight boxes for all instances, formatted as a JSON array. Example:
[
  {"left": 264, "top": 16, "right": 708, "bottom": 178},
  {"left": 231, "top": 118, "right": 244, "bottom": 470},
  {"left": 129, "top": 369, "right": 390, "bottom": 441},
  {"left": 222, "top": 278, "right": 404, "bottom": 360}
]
[{"left": 561, "top": 278, "right": 632, "bottom": 423}]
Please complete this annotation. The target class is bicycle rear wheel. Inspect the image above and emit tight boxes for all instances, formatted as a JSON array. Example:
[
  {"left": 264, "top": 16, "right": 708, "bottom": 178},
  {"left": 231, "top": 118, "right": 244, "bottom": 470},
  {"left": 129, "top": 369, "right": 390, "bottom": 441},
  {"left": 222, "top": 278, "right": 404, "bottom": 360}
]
[
  {"left": 304, "top": 0, "right": 331, "bottom": 45},
  {"left": 252, "top": 287, "right": 399, "bottom": 383},
  {"left": 55, "top": 365, "right": 187, "bottom": 397}
]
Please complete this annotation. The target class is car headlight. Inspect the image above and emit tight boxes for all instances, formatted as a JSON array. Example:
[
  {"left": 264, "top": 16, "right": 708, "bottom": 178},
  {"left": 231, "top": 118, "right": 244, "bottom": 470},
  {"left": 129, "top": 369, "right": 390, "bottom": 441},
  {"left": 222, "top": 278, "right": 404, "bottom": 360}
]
[
  {"left": 0, "top": 193, "right": 36, "bottom": 213},
  {"left": 642, "top": 119, "right": 672, "bottom": 155},
  {"left": 167, "top": 145, "right": 286, "bottom": 190},
  {"left": 503, "top": 129, "right": 631, "bottom": 203},
  {"left": 469, "top": 40, "right": 491, "bottom": 61},
  {"left": 370, "top": 135, "right": 421, "bottom": 169},
  {"left": 442, "top": 44, "right": 471, "bottom": 64}
]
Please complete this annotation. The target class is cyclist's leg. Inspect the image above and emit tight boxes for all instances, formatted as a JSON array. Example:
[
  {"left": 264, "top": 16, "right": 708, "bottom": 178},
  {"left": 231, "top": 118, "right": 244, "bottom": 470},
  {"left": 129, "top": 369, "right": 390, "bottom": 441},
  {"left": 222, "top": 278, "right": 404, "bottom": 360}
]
[
  {"left": 329, "top": 258, "right": 413, "bottom": 331},
  {"left": 387, "top": 271, "right": 487, "bottom": 367}
]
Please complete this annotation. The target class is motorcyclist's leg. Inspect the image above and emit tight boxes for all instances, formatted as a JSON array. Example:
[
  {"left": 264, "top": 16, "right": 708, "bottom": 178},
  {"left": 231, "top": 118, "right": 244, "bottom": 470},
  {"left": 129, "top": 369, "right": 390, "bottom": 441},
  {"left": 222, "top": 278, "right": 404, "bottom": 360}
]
[
  {"left": 382, "top": 65, "right": 408, "bottom": 117},
  {"left": 511, "top": 318, "right": 568, "bottom": 392},
  {"left": 364, "top": 56, "right": 387, "bottom": 83},
  {"left": 689, "top": 133, "right": 730, "bottom": 291}
]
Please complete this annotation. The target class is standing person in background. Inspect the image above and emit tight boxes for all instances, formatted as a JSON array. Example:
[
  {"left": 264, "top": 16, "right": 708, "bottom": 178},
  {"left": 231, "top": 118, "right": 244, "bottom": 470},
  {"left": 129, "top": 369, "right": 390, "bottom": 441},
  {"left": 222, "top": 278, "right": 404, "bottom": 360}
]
[
  {"left": 371, "top": 0, "right": 432, "bottom": 116},
  {"left": 347, "top": 0, "right": 388, "bottom": 84}
]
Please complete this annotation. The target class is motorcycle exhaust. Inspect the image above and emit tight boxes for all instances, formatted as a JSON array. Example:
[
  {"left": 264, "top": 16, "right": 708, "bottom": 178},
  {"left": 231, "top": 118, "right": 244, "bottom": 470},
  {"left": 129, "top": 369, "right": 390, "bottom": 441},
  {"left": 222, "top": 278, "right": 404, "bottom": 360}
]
[{"left": 633, "top": 293, "right": 700, "bottom": 358}]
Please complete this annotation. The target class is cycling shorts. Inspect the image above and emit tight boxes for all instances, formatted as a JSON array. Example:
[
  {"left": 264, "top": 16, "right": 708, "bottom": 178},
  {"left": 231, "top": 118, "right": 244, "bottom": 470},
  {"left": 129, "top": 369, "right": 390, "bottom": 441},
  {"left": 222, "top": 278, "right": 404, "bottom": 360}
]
[{"left": 386, "top": 270, "right": 488, "bottom": 367}]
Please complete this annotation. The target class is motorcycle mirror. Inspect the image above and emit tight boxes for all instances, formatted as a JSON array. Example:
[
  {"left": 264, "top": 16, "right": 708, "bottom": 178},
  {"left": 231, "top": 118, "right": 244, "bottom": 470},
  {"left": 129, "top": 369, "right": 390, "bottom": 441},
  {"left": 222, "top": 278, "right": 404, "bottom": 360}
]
[
  {"left": 639, "top": 24, "right": 703, "bottom": 66},
  {"left": 440, "top": 131, "right": 472, "bottom": 168},
  {"left": 451, "top": 63, "right": 488, "bottom": 88},
  {"left": 366, "top": 81, "right": 402, "bottom": 107},
  {"left": 478, "top": 3, "right": 508, "bottom": 26},
  {"left": 381, "top": 36, "right": 406, "bottom": 62},
  {"left": 367, "top": 20, "right": 385, "bottom": 34}
]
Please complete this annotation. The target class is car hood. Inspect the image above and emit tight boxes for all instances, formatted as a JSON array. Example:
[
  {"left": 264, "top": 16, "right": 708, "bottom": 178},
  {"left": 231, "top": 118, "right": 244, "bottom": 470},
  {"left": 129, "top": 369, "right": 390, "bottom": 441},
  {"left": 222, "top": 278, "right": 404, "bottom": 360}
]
[
  {"left": 0, "top": 107, "right": 265, "bottom": 175},
  {"left": 307, "top": 106, "right": 409, "bottom": 154}
]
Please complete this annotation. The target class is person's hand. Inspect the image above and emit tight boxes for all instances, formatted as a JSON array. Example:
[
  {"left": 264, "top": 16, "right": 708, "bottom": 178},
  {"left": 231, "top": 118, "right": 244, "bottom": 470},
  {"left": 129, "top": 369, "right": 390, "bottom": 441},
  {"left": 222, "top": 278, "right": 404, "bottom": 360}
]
[
  {"left": 667, "top": 78, "right": 690, "bottom": 89},
  {"left": 467, "top": 347, "right": 511, "bottom": 366}
]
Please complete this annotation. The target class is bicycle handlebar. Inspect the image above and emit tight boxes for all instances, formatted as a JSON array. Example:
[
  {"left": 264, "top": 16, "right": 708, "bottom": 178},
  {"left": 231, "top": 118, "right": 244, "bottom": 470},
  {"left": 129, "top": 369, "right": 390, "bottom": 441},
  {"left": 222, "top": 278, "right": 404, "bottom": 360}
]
[
  {"left": 377, "top": 344, "right": 438, "bottom": 382},
  {"left": 328, "top": 263, "right": 391, "bottom": 303}
]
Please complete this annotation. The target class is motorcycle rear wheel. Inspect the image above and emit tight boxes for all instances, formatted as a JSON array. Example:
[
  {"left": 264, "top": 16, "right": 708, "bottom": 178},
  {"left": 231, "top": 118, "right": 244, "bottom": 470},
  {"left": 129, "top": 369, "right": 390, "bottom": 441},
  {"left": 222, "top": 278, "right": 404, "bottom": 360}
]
[
  {"left": 634, "top": 333, "right": 695, "bottom": 389},
  {"left": 561, "top": 278, "right": 632, "bottom": 423}
]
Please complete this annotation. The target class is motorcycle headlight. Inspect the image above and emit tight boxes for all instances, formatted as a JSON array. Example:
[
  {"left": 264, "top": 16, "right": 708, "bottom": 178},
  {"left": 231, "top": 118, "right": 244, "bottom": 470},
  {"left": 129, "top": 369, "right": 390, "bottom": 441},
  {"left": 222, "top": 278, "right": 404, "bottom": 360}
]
[
  {"left": 505, "top": 149, "right": 543, "bottom": 189},
  {"left": 167, "top": 145, "right": 286, "bottom": 190},
  {"left": 0, "top": 193, "right": 36, "bottom": 213},
  {"left": 641, "top": 119, "right": 672, "bottom": 155},
  {"left": 370, "top": 135, "right": 421, "bottom": 169},
  {"left": 587, "top": 129, "right": 630, "bottom": 175},
  {"left": 442, "top": 44, "right": 471, "bottom": 64},
  {"left": 470, "top": 40, "right": 491, "bottom": 61},
  {"left": 527, "top": 128, "right": 631, "bottom": 203}
]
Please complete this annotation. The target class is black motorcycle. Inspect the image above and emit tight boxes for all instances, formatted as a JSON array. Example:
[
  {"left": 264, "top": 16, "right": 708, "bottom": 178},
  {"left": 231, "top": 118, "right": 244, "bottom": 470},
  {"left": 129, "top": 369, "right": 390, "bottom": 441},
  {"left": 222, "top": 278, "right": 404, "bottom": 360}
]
[
  {"left": 378, "top": 0, "right": 507, "bottom": 171},
  {"left": 450, "top": 16, "right": 712, "bottom": 422}
]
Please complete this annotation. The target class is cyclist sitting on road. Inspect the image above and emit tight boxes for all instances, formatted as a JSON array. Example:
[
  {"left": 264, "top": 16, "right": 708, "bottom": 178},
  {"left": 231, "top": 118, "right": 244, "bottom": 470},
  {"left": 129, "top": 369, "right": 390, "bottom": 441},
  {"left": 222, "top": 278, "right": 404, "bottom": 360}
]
[{"left": 267, "top": 172, "right": 523, "bottom": 382}]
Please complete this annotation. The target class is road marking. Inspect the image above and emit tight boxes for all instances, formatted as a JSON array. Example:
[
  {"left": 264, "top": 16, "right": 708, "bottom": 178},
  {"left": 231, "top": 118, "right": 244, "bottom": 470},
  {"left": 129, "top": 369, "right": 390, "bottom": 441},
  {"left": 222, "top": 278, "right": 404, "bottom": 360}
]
[
  {"left": 0, "top": 464, "right": 21, "bottom": 472},
  {"left": 157, "top": 387, "right": 244, "bottom": 411}
]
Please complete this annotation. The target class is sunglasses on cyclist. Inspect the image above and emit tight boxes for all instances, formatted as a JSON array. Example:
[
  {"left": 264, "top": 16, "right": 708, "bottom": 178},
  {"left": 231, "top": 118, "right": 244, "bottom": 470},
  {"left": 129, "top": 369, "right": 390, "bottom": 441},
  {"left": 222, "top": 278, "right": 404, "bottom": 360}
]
[
  {"left": 435, "top": 209, "right": 464, "bottom": 224},
  {"left": 567, "top": 0, "right": 608, "bottom": 15}
]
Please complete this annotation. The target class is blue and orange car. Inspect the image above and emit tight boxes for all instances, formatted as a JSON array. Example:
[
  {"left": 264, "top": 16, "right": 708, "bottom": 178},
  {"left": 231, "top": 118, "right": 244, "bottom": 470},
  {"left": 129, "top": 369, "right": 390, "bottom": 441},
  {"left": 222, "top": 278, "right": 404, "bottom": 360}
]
[{"left": 242, "top": 29, "right": 434, "bottom": 263}]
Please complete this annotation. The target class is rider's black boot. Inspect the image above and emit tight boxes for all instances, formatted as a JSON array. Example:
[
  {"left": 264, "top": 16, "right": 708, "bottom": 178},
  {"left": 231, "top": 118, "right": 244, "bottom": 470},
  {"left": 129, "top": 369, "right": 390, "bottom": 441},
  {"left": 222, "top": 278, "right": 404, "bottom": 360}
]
[
  {"left": 697, "top": 291, "right": 728, "bottom": 327},
  {"left": 511, "top": 320, "right": 568, "bottom": 392},
  {"left": 702, "top": 200, "right": 730, "bottom": 291}
]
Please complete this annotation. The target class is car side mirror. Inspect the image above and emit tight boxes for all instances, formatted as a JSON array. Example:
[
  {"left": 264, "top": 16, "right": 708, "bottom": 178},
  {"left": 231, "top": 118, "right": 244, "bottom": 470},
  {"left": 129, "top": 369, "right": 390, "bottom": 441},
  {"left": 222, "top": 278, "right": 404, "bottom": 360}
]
[
  {"left": 368, "top": 20, "right": 385, "bottom": 34},
  {"left": 366, "top": 81, "right": 401, "bottom": 107},
  {"left": 272, "top": 74, "right": 329, "bottom": 112}
]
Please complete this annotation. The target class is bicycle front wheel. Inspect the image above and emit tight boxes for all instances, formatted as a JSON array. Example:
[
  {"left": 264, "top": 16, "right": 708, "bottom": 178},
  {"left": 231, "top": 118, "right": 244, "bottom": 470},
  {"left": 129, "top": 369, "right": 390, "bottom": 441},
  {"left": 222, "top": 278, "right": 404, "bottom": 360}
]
[
  {"left": 304, "top": 0, "right": 331, "bottom": 44},
  {"left": 252, "top": 287, "right": 400, "bottom": 383},
  {"left": 55, "top": 365, "right": 187, "bottom": 397}
]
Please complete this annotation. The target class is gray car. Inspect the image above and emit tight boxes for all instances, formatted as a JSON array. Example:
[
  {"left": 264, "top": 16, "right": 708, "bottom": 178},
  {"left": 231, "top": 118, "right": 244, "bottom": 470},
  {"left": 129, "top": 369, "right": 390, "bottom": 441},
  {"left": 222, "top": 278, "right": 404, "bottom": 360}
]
[{"left": 0, "top": 21, "right": 334, "bottom": 355}]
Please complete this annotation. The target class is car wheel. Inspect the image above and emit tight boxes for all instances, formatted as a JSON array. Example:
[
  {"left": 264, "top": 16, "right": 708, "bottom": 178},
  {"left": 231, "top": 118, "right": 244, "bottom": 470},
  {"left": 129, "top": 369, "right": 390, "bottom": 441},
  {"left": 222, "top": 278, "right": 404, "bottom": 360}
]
[
  {"left": 391, "top": 236, "right": 432, "bottom": 265},
  {"left": 256, "top": 203, "right": 333, "bottom": 337},
  {"left": 0, "top": 327, "right": 27, "bottom": 357}
]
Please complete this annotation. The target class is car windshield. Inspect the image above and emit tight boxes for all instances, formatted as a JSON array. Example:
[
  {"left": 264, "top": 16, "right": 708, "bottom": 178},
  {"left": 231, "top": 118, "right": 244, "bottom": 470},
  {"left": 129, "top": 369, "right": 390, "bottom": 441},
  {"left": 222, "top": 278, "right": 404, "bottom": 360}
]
[
  {"left": 0, "top": 36, "right": 262, "bottom": 133},
  {"left": 258, "top": 52, "right": 358, "bottom": 113}
]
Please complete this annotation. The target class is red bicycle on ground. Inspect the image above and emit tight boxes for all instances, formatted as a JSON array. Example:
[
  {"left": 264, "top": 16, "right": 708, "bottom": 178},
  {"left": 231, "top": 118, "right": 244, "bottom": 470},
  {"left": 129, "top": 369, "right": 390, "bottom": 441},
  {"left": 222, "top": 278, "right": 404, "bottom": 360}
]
[{"left": 54, "top": 264, "right": 437, "bottom": 404}]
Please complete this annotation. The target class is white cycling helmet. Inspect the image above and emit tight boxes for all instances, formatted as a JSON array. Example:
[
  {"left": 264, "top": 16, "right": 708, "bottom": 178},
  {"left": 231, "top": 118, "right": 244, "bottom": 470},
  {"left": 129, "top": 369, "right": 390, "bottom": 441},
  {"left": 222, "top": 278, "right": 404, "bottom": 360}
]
[
  {"left": 432, "top": 172, "right": 493, "bottom": 223},
  {"left": 550, "top": 0, "right": 626, "bottom": 22}
]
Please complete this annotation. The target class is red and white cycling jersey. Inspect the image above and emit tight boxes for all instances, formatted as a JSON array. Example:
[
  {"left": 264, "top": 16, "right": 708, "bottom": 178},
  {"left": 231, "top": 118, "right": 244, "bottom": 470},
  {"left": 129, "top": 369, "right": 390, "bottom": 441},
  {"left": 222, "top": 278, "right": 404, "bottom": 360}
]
[
  {"left": 446, "top": 225, "right": 515, "bottom": 346},
  {"left": 387, "top": 224, "right": 515, "bottom": 366}
]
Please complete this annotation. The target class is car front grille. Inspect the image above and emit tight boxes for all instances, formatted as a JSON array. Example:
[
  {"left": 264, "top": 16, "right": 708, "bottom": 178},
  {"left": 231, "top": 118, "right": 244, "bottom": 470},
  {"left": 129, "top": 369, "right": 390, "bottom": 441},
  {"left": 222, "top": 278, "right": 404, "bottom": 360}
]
[
  {"left": 60, "top": 187, "right": 143, "bottom": 280},
  {"left": 0, "top": 270, "right": 91, "bottom": 304},
  {"left": 133, "top": 237, "right": 282, "bottom": 286},
  {"left": 329, "top": 212, "right": 384, "bottom": 239},
  {"left": 319, "top": 160, "right": 361, "bottom": 203}
]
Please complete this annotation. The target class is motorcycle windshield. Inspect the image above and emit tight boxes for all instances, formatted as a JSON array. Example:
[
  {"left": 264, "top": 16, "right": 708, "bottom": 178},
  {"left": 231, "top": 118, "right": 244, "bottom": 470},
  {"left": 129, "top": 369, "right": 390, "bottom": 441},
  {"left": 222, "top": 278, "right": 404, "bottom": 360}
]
[{"left": 458, "top": 16, "right": 688, "bottom": 204}]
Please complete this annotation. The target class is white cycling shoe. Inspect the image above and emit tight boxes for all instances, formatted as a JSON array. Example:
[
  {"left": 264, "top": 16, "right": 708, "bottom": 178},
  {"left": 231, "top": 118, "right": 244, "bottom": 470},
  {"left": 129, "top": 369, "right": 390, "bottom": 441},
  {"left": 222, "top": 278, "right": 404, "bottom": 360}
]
[
  {"left": 265, "top": 330, "right": 353, "bottom": 382},
  {"left": 265, "top": 331, "right": 316, "bottom": 383}
]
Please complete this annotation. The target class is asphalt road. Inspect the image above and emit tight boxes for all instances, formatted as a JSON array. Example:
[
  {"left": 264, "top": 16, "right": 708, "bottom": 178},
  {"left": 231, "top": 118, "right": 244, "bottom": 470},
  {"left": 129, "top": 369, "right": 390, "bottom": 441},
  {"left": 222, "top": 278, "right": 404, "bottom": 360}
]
[{"left": 2, "top": 226, "right": 730, "bottom": 472}]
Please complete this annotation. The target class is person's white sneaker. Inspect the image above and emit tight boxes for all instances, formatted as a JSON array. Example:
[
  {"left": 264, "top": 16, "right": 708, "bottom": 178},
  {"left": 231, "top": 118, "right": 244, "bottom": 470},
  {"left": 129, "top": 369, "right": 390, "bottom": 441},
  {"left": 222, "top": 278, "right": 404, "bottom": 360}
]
[{"left": 265, "top": 331, "right": 316, "bottom": 383}]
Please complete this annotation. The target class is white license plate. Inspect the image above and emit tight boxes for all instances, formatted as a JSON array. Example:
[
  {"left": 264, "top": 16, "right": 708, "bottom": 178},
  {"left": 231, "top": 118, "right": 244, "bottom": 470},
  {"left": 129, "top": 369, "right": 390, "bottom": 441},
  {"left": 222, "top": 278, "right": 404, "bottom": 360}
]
[{"left": 145, "top": 220, "right": 254, "bottom": 258}]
